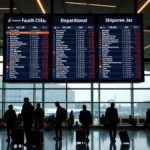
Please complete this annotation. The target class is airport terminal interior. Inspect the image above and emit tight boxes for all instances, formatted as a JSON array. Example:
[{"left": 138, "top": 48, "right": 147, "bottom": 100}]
[{"left": 0, "top": 0, "right": 150, "bottom": 149}]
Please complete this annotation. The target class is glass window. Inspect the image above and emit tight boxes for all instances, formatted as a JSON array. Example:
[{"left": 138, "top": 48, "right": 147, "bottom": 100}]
[
  {"left": 44, "top": 103, "right": 66, "bottom": 117},
  {"left": 94, "top": 90, "right": 98, "bottom": 102},
  {"left": 144, "top": 63, "right": 150, "bottom": 74},
  {"left": 67, "top": 83, "right": 91, "bottom": 88},
  {"left": 0, "top": 56, "right": 3, "bottom": 61},
  {"left": 134, "top": 90, "right": 150, "bottom": 102},
  {"left": 0, "top": 90, "right": 2, "bottom": 102},
  {"left": 5, "top": 90, "right": 33, "bottom": 102},
  {"left": 45, "top": 83, "right": 66, "bottom": 88},
  {"left": 67, "top": 103, "right": 91, "bottom": 124},
  {"left": 100, "top": 103, "right": 131, "bottom": 118},
  {"left": 0, "top": 103, "right": 2, "bottom": 117},
  {"left": 134, "top": 103, "right": 149, "bottom": 118},
  {"left": 134, "top": 76, "right": 150, "bottom": 88},
  {"left": 5, "top": 83, "right": 33, "bottom": 88},
  {"left": 35, "top": 90, "right": 42, "bottom": 102},
  {"left": 68, "top": 90, "right": 91, "bottom": 102},
  {"left": 100, "top": 90, "right": 131, "bottom": 102},
  {"left": 35, "top": 84, "right": 42, "bottom": 88},
  {"left": 0, "top": 76, "right": 2, "bottom": 88},
  {"left": 93, "top": 103, "right": 99, "bottom": 125},
  {"left": 45, "top": 90, "right": 66, "bottom": 102},
  {"left": 0, "top": 63, "right": 2, "bottom": 75},
  {"left": 93, "top": 83, "right": 99, "bottom": 88},
  {"left": 100, "top": 83, "right": 131, "bottom": 88}
]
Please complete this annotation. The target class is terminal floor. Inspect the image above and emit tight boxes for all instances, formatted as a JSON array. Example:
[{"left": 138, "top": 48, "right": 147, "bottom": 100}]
[{"left": 0, "top": 129, "right": 149, "bottom": 150}]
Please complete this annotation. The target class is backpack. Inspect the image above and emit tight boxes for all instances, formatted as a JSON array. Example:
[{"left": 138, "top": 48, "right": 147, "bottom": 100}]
[{"left": 61, "top": 108, "right": 67, "bottom": 120}]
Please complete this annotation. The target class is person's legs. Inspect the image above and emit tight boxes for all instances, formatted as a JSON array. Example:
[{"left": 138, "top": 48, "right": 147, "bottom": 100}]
[
  {"left": 6, "top": 127, "right": 10, "bottom": 141},
  {"left": 108, "top": 124, "right": 113, "bottom": 140},
  {"left": 58, "top": 121, "right": 62, "bottom": 139},
  {"left": 55, "top": 122, "right": 59, "bottom": 138},
  {"left": 24, "top": 122, "right": 32, "bottom": 145},
  {"left": 112, "top": 125, "right": 117, "bottom": 140},
  {"left": 86, "top": 125, "right": 89, "bottom": 138}
]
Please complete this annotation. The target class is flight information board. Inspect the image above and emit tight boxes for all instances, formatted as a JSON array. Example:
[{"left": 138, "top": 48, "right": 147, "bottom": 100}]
[
  {"left": 52, "top": 15, "right": 95, "bottom": 81},
  {"left": 4, "top": 15, "right": 49, "bottom": 82},
  {"left": 98, "top": 14, "right": 143, "bottom": 81}
]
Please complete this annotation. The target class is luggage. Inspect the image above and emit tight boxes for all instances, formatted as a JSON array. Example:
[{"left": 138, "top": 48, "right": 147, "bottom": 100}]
[
  {"left": 11, "top": 128, "right": 24, "bottom": 146},
  {"left": 76, "top": 130, "right": 86, "bottom": 143},
  {"left": 28, "top": 119, "right": 44, "bottom": 146},
  {"left": 119, "top": 131, "right": 130, "bottom": 144}
]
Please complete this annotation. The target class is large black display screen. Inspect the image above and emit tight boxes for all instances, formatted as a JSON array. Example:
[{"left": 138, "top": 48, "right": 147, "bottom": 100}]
[
  {"left": 4, "top": 15, "right": 49, "bottom": 82},
  {"left": 52, "top": 15, "right": 95, "bottom": 81},
  {"left": 98, "top": 14, "right": 143, "bottom": 81}
]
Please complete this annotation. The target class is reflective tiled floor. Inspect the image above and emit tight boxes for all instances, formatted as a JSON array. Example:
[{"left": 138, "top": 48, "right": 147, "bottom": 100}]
[{"left": 0, "top": 129, "right": 150, "bottom": 150}]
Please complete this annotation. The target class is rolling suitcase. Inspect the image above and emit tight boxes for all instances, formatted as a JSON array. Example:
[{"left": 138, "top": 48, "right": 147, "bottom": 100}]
[
  {"left": 119, "top": 131, "right": 130, "bottom": 144},
  {"left": 28, "top": 119, "right": 43, "bottom": 146},
  {"left": 11, "top": 128, "right": 24, "bottom": 146},
  {"left": 76, "top": 130, "right": 86, "bottom": 144}
]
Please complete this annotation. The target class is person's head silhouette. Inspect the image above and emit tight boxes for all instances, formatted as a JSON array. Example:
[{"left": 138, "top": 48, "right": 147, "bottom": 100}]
[
  {"left": 111, "top": 103, "right": 115, "bottom": 108},
  {"left": 55, "top": 101, "right": 60, "bottom": 107},
  {"left": 83, "top": 105, "right": 86, "bottom": 110},
  {"left": 8, "top": 105, "right": 13, "bottom": 110},
  {"left": 24, "top": 97, "right": 29, "bottom": 104},
  {"left": 37, "top": 103, "right": 41, "bottom": 109}
]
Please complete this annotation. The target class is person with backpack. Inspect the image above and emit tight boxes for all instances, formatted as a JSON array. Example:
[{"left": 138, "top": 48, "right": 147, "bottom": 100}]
[
  {"left": 4, "top": 105, "right": 17, "bottom": 142},
  {"left": 54, "top": 101, "right": 63, "bottom": 140},
  {"left": 79, "top": 105, "right": 92, "bottom": 140}
]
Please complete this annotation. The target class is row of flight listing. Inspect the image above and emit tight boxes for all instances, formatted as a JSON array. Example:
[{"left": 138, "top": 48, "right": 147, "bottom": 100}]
[{"left": 4, "top": 14, "right": 144, "bottom": 82}]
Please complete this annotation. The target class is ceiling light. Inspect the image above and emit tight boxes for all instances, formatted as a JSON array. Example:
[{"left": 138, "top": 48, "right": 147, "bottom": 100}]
[
  {"left": 144, "top": 45, "right": 150, "bottom": 49},
  {"left": 0, "top": 8, "right": 17, "bottom": 10},
  {"left": 137, "top": 0, "right": 150, "bottom": 13},
  {"left": 65, "top": 2, "right": 87, "bottom": 5},
  {"left": 65, "top": 2, "right": 116, "bottom": 8},
  {"left": 144, "top": 30, "right": 150, "bottom": 32},
  {"left": 88, "top": 4, "right": 116, "bottom": 8},
  {"left": 36, "top": 0, "right": 46, "bottom": 14}
]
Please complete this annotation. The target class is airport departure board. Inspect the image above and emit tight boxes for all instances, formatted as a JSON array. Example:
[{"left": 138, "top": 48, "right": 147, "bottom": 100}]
[
  {"left": 98, "top": 15, "right": 143, "bottom": 81},
  {"left": 52, "top": 16, "right": 95, "bottom": 81},
  {"left": 4, "top": 15, "right": 49, "bottom": 82}
]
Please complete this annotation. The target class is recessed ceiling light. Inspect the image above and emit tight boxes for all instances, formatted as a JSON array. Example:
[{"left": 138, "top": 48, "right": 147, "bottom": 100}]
[
  {"left": 137, "top": 0, "right": 150, "bottom": 13},
  {"left": 144, "top": 45, "right": 150, "bottom": 49},
  {"left": 144, "top": 30, "right": 150, "bottom": 33},
  {"left": 65, "top": 2, "right": 116, "bottom": 8},
  {"left": 36, "top": 0, "right": 46, "bottom": 14},
  {"left": 0, "top": 8, "right": 17, "bottom": 10}
]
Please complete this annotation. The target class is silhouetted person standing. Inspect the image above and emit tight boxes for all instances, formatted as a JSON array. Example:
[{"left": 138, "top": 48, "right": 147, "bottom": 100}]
[
  {"left": 146, "top": 109, "right": 150, "bottom": 127},
  {"left": 105, "top": 103, "right": 119, "bottom": 142},
  {"left": 69, "top": 110, "right": 74, "bottom": 129},
  {"left": 34, "top": 103, "right": 44, "bottom": 130},
  {"left": 21, "top": 97, "right": 34, "bottom": 146},
  {"left": 79, "top": 105, "right": 92, "bottom": 139},
  {"left": 54, "top": 101, "right": 62, "bottom": 140},
  {"left": 4, "top": 105, "right": 16, "bottom": 142}
]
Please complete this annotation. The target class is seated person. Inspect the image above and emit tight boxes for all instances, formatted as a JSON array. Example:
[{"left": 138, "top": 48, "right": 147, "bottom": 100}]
[
  {"left": 75, "top": 121, "right": 79, "bottom": 129},
  {"left": 129, "top": 115, "right": 136, "bottom": 128}
]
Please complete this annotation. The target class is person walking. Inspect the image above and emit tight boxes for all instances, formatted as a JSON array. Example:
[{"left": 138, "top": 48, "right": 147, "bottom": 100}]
[
  {"left": 4, "top": 105, "right": 16, "bottom": 142},
  {"left": 79, "top": 105, "right": 92, "bottom": 140},
  {"left": 69, "top": 110, "right": 74, "bottom": 129},
  {"left": 21, "top": 97, "right": 34, "bottom": 146},
  {"left": 105, "top": 103, "right": 119, "bottom": 143},
  {"left": 53, "top": 101, "right": 62, "bottom": 140}
]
